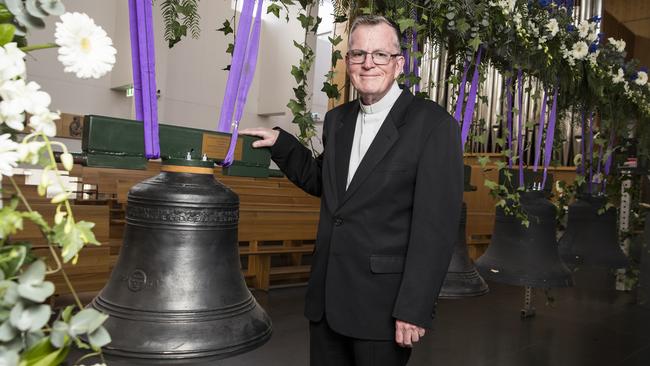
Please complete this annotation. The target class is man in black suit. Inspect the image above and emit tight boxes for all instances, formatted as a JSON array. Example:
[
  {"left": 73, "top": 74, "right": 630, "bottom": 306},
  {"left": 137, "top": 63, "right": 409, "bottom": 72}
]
[{"left": 241, "top": 15, "right": 462, "bottom": 366}]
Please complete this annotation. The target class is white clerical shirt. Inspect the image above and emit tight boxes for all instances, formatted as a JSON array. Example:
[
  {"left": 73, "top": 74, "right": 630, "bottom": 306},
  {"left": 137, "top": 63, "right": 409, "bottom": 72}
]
[{"left": 346, "top": 82, "right": 402, "bottom": 189}]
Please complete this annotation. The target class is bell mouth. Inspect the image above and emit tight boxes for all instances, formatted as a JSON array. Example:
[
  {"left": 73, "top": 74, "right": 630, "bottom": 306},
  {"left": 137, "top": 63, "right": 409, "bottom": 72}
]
[{"left": 162, "top": 157, "right": 216, "bottom": 174}]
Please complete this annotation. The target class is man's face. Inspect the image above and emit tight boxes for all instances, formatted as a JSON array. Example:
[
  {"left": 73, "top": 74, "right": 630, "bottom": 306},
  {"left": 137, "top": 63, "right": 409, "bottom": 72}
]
[{"left": 347, "top": 23, "right": 404, "bottom": 105}]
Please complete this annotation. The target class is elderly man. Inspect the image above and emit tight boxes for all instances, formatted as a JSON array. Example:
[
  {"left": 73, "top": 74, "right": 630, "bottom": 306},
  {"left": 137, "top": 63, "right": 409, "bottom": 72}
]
[{"left": 241, "top": 15, "right": 462, "bottom": 366}]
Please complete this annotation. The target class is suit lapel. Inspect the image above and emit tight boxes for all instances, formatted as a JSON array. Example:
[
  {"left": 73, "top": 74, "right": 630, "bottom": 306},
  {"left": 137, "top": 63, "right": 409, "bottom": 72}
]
[
  {"left": 334, "top": 102, "right": 359, "bottom": 205},
  {"left": 340, "top": 90, "right": 415, "bottom": 207}
]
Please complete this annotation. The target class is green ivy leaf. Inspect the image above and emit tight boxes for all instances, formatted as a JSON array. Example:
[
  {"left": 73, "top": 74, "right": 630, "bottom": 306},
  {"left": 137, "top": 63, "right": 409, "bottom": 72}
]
[
  {"left": 266, "top": 3, "right": 281, "bottom": 18},
  {"left": 331, "top": 49, "right": 342, "bottom": 66},
  {"left": 225, "top": 43, "right": 234, "bottom": 55},
  {"left": 396, "top": 18, "right": 416, "bottom": 33},
  {"left": 328, "top": 35, "right": 342, "bottom": 46},
  {"left": 321, "top": 82, "right": 340, "bottom": 99},
  {"left": 287, "top": 99, "right": 303, "bottom": 115},
  {"left": 297, "top": 13, "right": 313, "bottom": 29},
  {"left": 293, "top": 86, "right": 306, "bottom": 100},
  {"left": 290, "top": 65, "right": 304, "bottom": 83},
  {"left": 216, "top": 20, "right": 233, "bottom": 35},
  {"left": 469, "top": 37, "right": 482, "bottom": 51},
  {"left": 477, "top": 155, "right": 490, "bottom": 168}
]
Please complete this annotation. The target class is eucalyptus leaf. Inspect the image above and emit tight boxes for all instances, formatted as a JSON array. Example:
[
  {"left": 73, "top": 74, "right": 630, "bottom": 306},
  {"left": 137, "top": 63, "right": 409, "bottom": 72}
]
[
  {"left": 18, "top": 261, "right": 46, "bottom": 286},
  {"left": 9, "top": 303, "right": 51, "bottom": 332},
  {"left": 24, "top": 329, "right": 45, "bottom": 349},
  {"left": 0, "top": 281, "right": 19, "bottom": 307},
  {"left": 0, "top": 320, "right": 17, "bottom": 342},
  {"left": 4, "top": 0, "right": 45, "bottom": 30},
  {"left": 87, "top": 325, "right": 111, "bottom": 349},
  {"left": 25, "top": 0, "right": 48, "bottom": 18},
  {"left": 49, "top": 321, "right": 68, "bottom": 348},
  {"left": 17, "top": 281, "right": 54, "bottom": 303},
  {"left": 0, "top": 348, "right": 19, "bottom": 366},
  {"left": 38, "top": 0, "right": 64, "bottom": 16},
  {"left": 69, "top": 309, "right": 108, "bottom": 336}
]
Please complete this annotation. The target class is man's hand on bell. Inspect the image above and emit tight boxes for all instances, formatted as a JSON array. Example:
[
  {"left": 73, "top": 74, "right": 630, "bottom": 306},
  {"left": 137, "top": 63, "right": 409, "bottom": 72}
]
[
  {"left": 395, "top": 320, "right": 426, "bottom": 348},
  {"left": 240, "top": 128, "right": 279, "bottom": 148}
]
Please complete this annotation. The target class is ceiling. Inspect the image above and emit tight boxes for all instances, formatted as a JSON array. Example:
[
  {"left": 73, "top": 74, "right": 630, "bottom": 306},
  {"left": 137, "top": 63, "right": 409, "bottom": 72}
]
[{"left": 604, "top": 0, "right": 650, "bottom": 38}]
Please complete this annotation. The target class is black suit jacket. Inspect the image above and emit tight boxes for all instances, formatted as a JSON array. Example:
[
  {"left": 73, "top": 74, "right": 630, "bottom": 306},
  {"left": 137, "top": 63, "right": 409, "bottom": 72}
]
[{"left": 270, "top": 89, "right": 463, "bottom": 340}]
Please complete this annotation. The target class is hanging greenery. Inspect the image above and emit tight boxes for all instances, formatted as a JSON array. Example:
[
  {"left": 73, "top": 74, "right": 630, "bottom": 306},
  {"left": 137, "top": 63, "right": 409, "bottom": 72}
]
[{"left": 157, "top": 0, "right": 201, "bottom": 48}]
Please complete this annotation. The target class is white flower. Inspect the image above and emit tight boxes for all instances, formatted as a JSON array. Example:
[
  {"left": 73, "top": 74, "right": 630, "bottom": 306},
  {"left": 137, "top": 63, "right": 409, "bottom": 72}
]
[
  {"left": 545, "top": 18, "right": 559, "bottom": 38},
  {"left": 612, "top": 68, "right": 625, "bottom": 84},
  {"left": 29, "top": 110, "right": 60, "bottom": 137},
  {"left": 608, "top": 37, "right": 626, "bottom": 53},
  {"left": 0, "top": 133, "right": 20, "bottom": 176},
  {"left": 571, "top": 41, "right": 589, "bottom": 60},
  {"left": 55, "top": 12, "right": 116, "bottom": 79},
  {"left": 0, "top": 43, "right": 26, "bottom": 81},
  {"left": 17, "top": 141, "right": 46, "bottom": 165},
  {"left": 0, "top": 79, "right": 52, "bottom": 131},
  {"left": 635, "top": 71, "right": 648, "bottom": 86},
  {"left": 587, "top": 50, "right": 600, "bottom": 66},
  {"left": 578, "top": 20, "right": 590, "bottom": 39}
]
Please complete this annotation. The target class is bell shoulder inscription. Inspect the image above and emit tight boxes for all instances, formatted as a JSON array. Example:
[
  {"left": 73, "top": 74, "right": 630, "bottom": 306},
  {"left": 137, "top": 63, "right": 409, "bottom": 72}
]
[{"left": 127, "top": 205, "right": 239, "bottom": 225}]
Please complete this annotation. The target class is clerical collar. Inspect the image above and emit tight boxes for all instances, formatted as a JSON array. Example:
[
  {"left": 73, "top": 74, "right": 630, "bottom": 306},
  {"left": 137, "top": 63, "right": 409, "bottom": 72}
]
[{"left": 359, "top": 82, "right": 402, "bottom": 115}]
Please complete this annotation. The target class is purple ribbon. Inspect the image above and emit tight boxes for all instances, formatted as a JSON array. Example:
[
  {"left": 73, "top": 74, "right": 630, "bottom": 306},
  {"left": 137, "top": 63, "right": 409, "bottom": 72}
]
[
  {"left": 454, "top": 60, "right": 470, "bottom": 123},
  {"left": 541, "top": 85, "right": 558, "bottom": 189},
  {"left": 587, "top": 113, "right": 595, "bottom": 193},
  {"left": 412, "top": 29, "right": 419, "bottom": 93},
  {"left": 579, "top": 110, "right": 586, "bottom": 176},
  {"left": 516, "top": 70, "right": 524, "bottom": 187},
  {"left": 129, "top": 0, "right": 159, "bottom": 159},
  {"left": 602, "top": 132, "right": 614, "bottom": 191},
  {"left": 402, "top": 34, "right": 410, "bottom": 86},
  {"left": 506, "top": 77, "right": 514, "bottom": 168},
  {"left": 411, "top": 10, "right": 419, "bottom": 93},
  {"left": 461, "top": 48, "right": 482, "bottom": 147},
  {"left": 217, "top": 0, "right": 255, "bottom": 133},
  {"left": 221, "top": 0, "right": 263, "bottom": 167},
  {"left": 533, "top": 90, "right": 547, "bottom": 172}
]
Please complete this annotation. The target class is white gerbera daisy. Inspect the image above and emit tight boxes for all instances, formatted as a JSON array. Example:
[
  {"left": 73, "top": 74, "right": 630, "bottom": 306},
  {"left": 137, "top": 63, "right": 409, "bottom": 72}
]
[
  {"left": 635, "top": 71, "right": 648, "bottom": 86},
  {"left": 545, "top": 18, "right": 559, "bottom": 38},
  {"left": 608, "top": 37, "right": 626, "bottom": 53},
  {"left": 55, "top": 12, "right": 116, "bottom": 79},
  {"left": 0, "top": 133, "right": 20, "bottom": 176},
  {"left": 571, "top": 41, "right": 589, "bottom": 60}
]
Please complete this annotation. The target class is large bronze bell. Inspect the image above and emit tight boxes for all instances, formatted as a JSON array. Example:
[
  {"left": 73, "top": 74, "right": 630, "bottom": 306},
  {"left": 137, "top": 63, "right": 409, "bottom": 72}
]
[
  {"left": 558, "top": 194, "right": 629, "bottom": 269},
  {"left": 475, "top": 190, "right": 573, "bottom": 288},
  {"left": 439, "top": 165, "right": 489, "bottom": 298},
  {"left": 91, "top": 158, "right": 272, "bottom": 362}
]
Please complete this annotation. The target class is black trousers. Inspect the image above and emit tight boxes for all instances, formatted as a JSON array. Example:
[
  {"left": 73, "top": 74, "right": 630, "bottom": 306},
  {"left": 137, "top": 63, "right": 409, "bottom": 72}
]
[{"left": 309, "top": 319, "right": 412, "bottom": 366}]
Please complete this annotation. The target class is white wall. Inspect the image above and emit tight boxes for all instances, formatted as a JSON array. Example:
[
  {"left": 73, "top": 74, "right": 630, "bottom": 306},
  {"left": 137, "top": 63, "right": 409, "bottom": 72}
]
[{"left": 24, "top": 0, "right": 333, "bottom": 154}]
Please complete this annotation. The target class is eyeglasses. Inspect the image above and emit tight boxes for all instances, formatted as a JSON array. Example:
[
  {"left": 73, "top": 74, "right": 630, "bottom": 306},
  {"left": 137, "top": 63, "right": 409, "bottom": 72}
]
[{"left": 346, "top": 49, "right": 402, "bottom": 65}]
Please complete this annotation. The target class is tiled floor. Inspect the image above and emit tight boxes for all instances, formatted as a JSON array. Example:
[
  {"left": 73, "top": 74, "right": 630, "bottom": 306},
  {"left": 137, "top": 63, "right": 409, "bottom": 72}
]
[{"left": 71, "top": 277, "right": 650, "bottom": 366}]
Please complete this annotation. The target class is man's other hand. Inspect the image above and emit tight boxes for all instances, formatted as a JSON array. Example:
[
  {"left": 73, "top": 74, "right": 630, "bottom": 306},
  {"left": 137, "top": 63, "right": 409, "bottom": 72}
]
[
  {"left": 240, "top": 128, "right": 280, "bottom": 148},
  {"left": 395, "top": 320, "right": 425, "bottom": 348}
]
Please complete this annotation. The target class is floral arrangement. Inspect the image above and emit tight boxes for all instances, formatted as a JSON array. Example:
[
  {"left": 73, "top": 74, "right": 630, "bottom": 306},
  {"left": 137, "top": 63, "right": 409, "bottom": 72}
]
[{"left": 0, "top": 1, "right": 116, "bottom": 364}]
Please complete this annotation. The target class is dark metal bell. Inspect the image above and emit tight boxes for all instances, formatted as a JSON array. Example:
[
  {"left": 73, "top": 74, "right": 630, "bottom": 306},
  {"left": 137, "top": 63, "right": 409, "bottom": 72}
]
[
  {"left": 439, "top": 202, "right": 489, "bottom": 298},
  {"left": 91, "top": 159, "right": 272, "bottom": 363},
  {"left": 475, "top": 190, "right": 573, "bottom": 288},
  {"left": 558, "top": 194, "right": 629, "bottom": 269}
]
